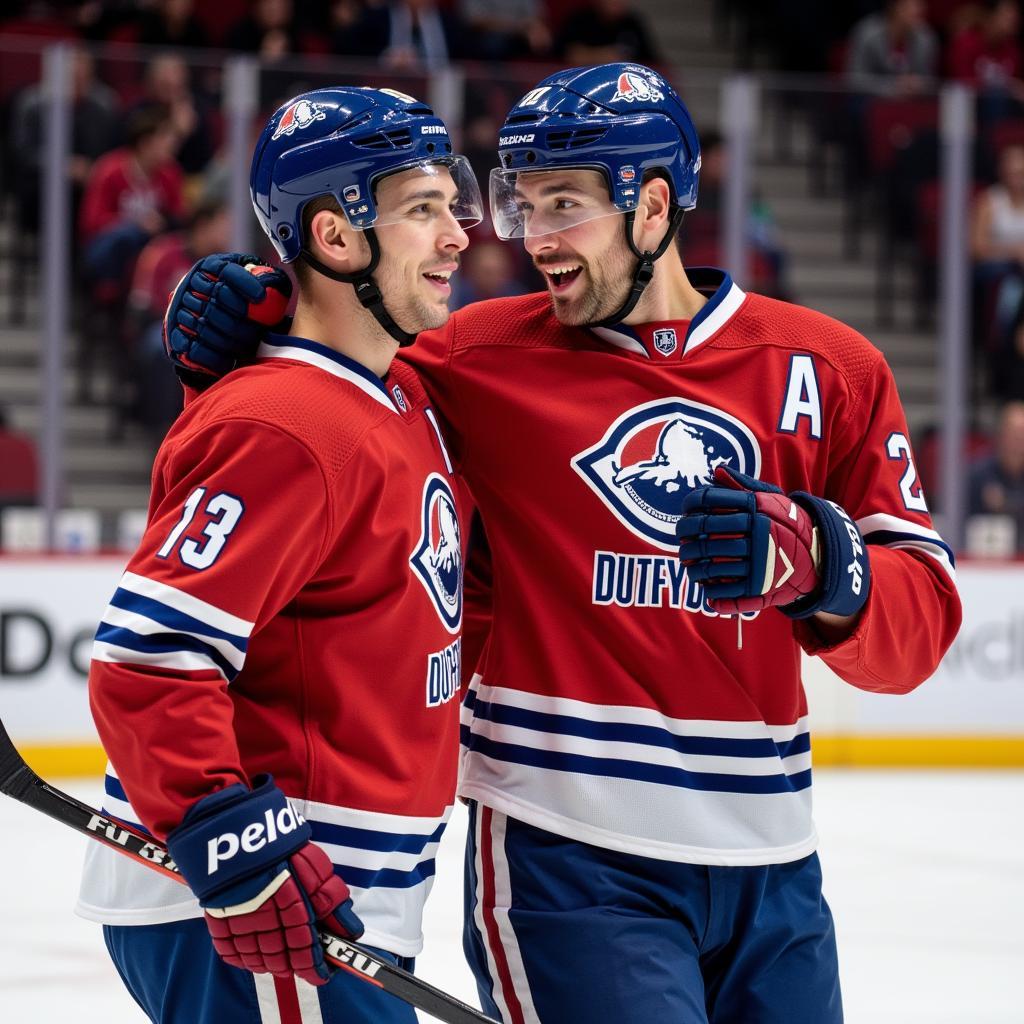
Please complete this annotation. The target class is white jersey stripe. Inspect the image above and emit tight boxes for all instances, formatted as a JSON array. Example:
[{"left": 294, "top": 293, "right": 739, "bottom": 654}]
[
  {"left": 119, "top": 571, "right": 255, "bottom": 637},
  {"left": 253, "top": 975, "right": 283, "bottom": 1024},
  {"left": 294, "top": 978, "right": 326, "bottom": 1023},
  {"left": 99, "top": 603, "right": 246, "bottom": 672},
  {"left": 258, "top": 342, "right": 398, "bottom": 413},
  {"left": 856, "top": 512, "right": 956, "bottom": 579},
  {"left": 487, "top": 810, "right": 542, "bottom": 1024},
  {"left": 473, "top": 808, "right": 515, "bottom": 1024},
  {"left": 468, "top": 716, "right": 809, "bottom": 777},
  {"left": 91, "top": 642, "right": 227, "bottom": 679},
  {"left": 472, "top": 682, "right": 810, "bottom": 740},
  {"left": 684, "top": 279, "right": 747, "bottom": 352}
]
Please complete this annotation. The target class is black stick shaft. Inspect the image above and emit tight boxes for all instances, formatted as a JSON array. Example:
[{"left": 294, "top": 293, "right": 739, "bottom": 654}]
[{"left": 0, "top": 720, "right": 496, "bottom": 1024}]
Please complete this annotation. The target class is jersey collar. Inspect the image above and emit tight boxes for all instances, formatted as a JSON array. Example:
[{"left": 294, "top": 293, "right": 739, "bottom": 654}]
[
  {"left": 589, "top": 267, "right": 746, "bottom": 359},
  {"left": 257, "top": 333, "right": 398, "bottom": 413}
]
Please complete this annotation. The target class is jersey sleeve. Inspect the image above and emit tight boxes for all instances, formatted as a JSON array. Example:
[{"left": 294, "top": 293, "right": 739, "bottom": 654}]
[
  {"left": 403, "top": 317, "right": 471, "bottom": 469},
  {"left": 794, "top": 353, "right": 962, "bottom": 693},
  {"left": 89, "top": 419, "right": 331, "bottom": 839}
]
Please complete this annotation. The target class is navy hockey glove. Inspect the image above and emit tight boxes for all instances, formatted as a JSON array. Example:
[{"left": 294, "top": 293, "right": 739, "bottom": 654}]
[
  {"left": 677, "top": 466, "right": 870, "bottom": 619},
  {"left": 166, "top": 775, "right": 363, "bottom": 986},
  {"left": 163, "top": 253, "right": 290, "bottom": 388}
]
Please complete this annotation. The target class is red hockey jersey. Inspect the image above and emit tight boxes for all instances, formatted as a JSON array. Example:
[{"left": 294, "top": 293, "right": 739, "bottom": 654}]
[
  {"left": 405, "top": 268, "right": 961, "bottom": 866},
  {"left": 77, "top": 335, "right": 462, "bottom": 956}
]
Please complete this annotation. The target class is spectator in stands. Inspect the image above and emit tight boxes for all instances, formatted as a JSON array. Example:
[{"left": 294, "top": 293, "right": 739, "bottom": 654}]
[
  {"left": 844, "top": 0, "right": 939, "bottom": 95},
  {"left": 967, "top": 400, "right": 1024, "bottom": 551},
  {"left": 78, "top": 106, "right": 185, "bottom": 294},
  {"left": 225, "top": 0, "right": 299, "bottom": 58},
  {"left": 127, "top": 199, "right": 233, "bottom": 442},
  {"left": 457, "top": 0, "right": 550, "bottom": 61},
  {"left": 0, "top": 407, "right": 39, "bottom": 510},
  {"left": 971, "top": 141, "right": 1024, "bottom": 393},
  {"left": 77, "top": 106, "right": 185, "bottom": 404},
  {"left": 333, "top": 0, "right": 470, "bottom": 69},
  {"left": 137, "top": 0, "right": 210, "bottom": 49},
  {"left": 680, "top": 129, "right": 792, "bottom": 300},
  {"left": 948, "top": 0, "right": 1024, "bottom": 120},
  {"left": 128, "top": 53, "right": 215, "bottom": 175},
  {"left": 554, "top": 0, "right": 658, "bottom": 65},
  {"left": 8, "top": 47, "right": 120, "bottom": 235},
  {"left": 452, "top": 239, "right": 528, "bottom": 307}
]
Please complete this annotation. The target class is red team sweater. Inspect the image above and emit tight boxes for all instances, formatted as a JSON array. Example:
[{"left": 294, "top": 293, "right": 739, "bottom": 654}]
[
  {"left": 78, "top": 336, "right": 463, "bottom": 956},
  {"left": 406, "top": 269, "right": 961, "bottom": 864}
]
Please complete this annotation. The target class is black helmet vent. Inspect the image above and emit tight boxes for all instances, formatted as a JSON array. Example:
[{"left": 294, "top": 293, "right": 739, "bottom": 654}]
[
  {"left": 545, "top": 127, "right": 609, "bottom": 150},
  {"left": 353, "top": 128, "right": 413, "bottom": 150},
  {"left": 506, "top": 113, "right": 538, "bottom": 125}
]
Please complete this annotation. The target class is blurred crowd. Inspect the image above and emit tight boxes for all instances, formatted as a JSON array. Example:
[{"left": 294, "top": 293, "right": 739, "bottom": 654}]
[
  {"left": 4, "top": 1, "right": 1024, "bottom": 553},
  {"left": 0, "top": 0, "right": 665, "bottom": 444}
]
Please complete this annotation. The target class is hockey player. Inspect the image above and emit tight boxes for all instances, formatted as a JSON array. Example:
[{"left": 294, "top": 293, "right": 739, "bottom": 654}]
[
  {"left": 76, "top": 87, "right": 481, "bottom": 1024},
  {"left": 160, "top": 64, "right": 961, "bottom": 1024}
]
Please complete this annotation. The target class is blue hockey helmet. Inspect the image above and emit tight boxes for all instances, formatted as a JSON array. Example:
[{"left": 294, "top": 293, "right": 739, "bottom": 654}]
[
  {"left": 250, "top": 87, "right": 482, "bottom": 262},
  {"left": 490, "top": 63, "right": 700, "bottom": 241}
]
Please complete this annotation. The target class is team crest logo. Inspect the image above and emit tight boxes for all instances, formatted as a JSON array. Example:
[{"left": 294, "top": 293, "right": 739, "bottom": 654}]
[
  {"left": 653, "top": 328, "right": 677, "bottom": 356},
  {"left": 612, "top": 71, "right": 665, "bottom": 104},
  {"left": 411, "top": 474, "right": 462, "bottom": 632},
  {"left": 572, "top": 398, "right": 761, "bottom": 551},
  {"left": 272, "top": 100, "right": 327, "bottom": 140}
]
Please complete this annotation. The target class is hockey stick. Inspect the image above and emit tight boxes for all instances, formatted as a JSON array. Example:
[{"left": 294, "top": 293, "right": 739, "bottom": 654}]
[{"left": 0, "top": 718, "right": 496, "bottom": 1024}]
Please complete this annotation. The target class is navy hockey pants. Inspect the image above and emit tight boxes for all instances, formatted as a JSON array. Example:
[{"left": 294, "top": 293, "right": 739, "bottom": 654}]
[
  {"left": 463, "top": 803, "right": 843, "bottom": 1024},
  {"left": 104, "top": 918, "right": 417, "bottom": 1024}
]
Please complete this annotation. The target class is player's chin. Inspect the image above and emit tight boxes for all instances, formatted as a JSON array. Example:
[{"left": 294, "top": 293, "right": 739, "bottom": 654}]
[{"left": 415, "top": 302, "right": 453, "bottom": 332}]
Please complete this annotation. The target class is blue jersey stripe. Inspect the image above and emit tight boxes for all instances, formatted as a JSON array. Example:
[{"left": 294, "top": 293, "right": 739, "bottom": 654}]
[
  {"left": 94, "top": 623, "right": 239, "bottom": 681},
  {"left": 308, "top": 820, "right": 446, "bottom": 856},
  {"left": 470, "top": 697, "right": 808, "bottom": 760},
  {"left": 464, "top": 734, "right": 813, "bottom": 795},
  {"left": 333, "top": 859, "right": 437, "bottom": 891},
  {"left": 109, "top": 588, "right": 248, "bottom": 653},
  {"left": 105, "top": 774, "right": 130, "bottom": 804},
  {"left": 863, "top": 529, "right": 956, "bottom": 567}
]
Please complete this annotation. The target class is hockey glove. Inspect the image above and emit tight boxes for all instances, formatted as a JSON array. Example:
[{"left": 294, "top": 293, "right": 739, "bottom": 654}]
[
  {"left": 166, "top": 775, "right": 363, "bottom": 986},
  {"left": 676, "top": 466, "right": 870, "bottom": 619},
  {"left": 163, "top": 253, "right": 290, "bottom": 388}
]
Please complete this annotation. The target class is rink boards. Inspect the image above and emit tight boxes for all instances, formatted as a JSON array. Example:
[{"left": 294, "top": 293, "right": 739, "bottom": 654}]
[{"left": 1, "top": 556, "right": 1022, "bottom": 773}]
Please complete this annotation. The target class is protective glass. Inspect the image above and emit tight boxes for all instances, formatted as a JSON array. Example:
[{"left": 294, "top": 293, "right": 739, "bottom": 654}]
[
  {"left": 368, "top": 156, "right": 484, "bottom": 230},
  {"left": 489, "top": 167, "right": 624, "bottom": 240}
]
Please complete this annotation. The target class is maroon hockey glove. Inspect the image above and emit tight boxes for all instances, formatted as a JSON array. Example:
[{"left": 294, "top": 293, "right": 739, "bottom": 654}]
[
  {"left": 676, "top": 466, "right": 820, "bottom": 615},
  {"left": 677, "top": 467, "right": 870, "bottom": 619},
  {"left": 163, "top": 254, "right": 290, "bottom": 388},
  {"left": 167, "top": 776, "right": 364, "bottom": 986}
]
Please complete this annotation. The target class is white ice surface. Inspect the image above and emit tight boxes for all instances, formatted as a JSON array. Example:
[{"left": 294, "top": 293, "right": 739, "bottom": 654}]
[{"left": 0, "top": 772, "right": 1021, "bottom": 1023}]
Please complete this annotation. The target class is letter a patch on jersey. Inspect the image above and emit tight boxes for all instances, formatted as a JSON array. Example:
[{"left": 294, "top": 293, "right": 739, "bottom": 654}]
[{"left": 572, "top": 398, "right": 761, "bottom": 551}]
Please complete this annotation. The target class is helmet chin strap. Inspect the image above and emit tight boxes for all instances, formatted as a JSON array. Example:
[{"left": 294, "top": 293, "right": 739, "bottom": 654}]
[
  {"left": 298, "top": 228, "right": 418, "bottom": 347},
  {"left": 592, "top": 207, "right": 685, "bottom": 328}
]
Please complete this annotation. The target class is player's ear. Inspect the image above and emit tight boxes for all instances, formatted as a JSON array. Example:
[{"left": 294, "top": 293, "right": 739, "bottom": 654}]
[
  {"left": 634, "top": 175, "right": 671, "bottom": 248},
  {"left": 308, "top": 209, "right": 370, "bottom": 275}
]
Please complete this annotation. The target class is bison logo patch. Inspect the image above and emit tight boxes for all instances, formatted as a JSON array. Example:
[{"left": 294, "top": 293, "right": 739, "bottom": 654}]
[{"left": 572, "top": 398, "right": 761, "bottom": 551}]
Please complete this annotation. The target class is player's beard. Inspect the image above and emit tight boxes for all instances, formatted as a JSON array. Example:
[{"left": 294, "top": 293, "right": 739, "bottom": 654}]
[{"left": 539, "top": 238, "right": 636, "bottom": 327}]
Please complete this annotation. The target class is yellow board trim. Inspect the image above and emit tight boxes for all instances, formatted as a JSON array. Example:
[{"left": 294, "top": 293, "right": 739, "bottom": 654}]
[
  {"left": 20, "top": 744, "right": 109, "bottom": 778},
  {"left": 812, "top": 735, "right": 1024, "bottom": 768},
  {"left": 14, "top": 738, "right": 1024, "bottom": 777}
]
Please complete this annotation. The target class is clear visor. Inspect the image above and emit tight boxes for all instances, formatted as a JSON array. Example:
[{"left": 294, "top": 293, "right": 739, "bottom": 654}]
[
  {"left": 489, "top": 167, "right": 624, "bottom": 240},
  {"left": 366, "top": 156, "right": 483, "bottom": 230}
]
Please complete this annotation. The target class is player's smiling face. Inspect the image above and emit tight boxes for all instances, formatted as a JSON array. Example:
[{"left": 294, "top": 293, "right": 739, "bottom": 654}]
[
  {"left": 517, "top": 168, "right": 637, "bottom": 326},
  {"left": 371, "top": 166, "right": 469, "bottom": 332}
]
